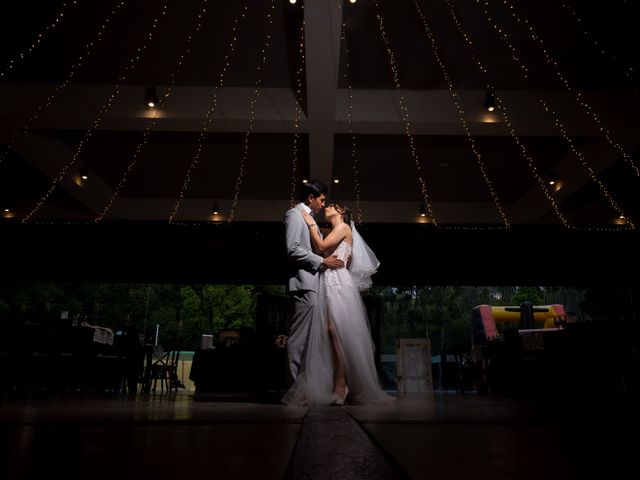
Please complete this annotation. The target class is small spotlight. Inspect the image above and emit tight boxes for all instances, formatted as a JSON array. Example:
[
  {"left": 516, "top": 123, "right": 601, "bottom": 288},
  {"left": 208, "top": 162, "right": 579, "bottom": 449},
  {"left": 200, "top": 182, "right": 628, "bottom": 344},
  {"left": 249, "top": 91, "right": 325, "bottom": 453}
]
[
  {"left": 212, "top": 201, "right": 220, "bottom": 216},
  {"left": 484, "top": 90, "right": 495, "bottom": 112},
  {"left": 3, "top": 208, "right": 9, "bottom": 213},
  {"left": 419, "top": 204, "right": 427, "bottom": 217},
  {"left": 289, "top": 0, "right": 297, "bottom": 4},
  {"left": 144, "top": 86, "right": 159, "bottom": 109},
  {"left": 79, "top": 165, "right": 89, "bottom": 180},
  {"left": 619, "top": 215, "right": 625, "bottom": 220},
  {"left": 349, "top": 0, "right": 357, "bottom": 3},
  {"left": 547, "top": 170, "right": 561, "bottom": 190},
  {"left": 302, "top": 179, "right": 308, "bottom": 184},
  {"left": 333, "top": 179, "right": 340, "bottom": 184}
]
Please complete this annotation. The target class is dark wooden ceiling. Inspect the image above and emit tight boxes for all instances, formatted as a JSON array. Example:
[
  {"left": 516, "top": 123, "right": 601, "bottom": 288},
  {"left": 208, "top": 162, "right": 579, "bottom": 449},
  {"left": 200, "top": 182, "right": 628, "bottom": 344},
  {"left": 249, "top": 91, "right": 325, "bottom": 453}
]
[{"left": 1, "top": 0, "right": 639, "bottom": 228}]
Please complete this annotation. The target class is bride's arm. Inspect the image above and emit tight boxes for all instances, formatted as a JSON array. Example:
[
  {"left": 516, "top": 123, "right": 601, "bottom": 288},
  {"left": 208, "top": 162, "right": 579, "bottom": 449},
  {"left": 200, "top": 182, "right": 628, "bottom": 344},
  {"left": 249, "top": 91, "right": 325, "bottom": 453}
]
[{"left": 301, "top": 211, "right": 349, "bottom": 255}]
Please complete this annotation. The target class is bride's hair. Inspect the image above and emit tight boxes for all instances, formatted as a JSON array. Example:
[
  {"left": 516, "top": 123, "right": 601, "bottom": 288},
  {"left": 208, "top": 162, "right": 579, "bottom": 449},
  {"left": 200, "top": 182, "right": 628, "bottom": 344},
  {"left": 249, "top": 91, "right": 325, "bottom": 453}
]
[{"left": 332, "top": 202, "right": 352, "bottom": 226}]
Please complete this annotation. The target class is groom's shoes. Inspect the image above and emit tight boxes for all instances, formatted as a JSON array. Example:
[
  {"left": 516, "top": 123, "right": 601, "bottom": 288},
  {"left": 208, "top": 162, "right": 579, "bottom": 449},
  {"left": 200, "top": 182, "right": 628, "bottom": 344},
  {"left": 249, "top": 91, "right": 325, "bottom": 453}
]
[{"left": 330, "top": 386, "right": 349, "bottom": 406}]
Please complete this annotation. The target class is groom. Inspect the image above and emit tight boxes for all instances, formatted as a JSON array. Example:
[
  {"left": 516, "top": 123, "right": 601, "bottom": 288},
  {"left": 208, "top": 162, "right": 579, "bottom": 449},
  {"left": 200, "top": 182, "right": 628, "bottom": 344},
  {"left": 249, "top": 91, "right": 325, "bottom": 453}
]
[{"left": 284, "top": 179, "right": 344, "bottom": 386}]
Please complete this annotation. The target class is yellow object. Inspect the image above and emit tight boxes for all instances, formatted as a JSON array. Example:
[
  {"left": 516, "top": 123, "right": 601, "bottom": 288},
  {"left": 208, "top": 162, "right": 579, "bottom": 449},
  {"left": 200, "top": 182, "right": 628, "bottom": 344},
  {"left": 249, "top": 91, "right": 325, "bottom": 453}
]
[{"left": 491, "top": 305, "right": 565, "bottom": 329}]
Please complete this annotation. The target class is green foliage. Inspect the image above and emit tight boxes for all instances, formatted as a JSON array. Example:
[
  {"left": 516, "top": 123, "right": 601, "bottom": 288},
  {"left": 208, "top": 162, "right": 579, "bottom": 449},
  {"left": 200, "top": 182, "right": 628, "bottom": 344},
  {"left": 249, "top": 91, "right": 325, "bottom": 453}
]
[
  {"left": 511, "top": 286, "right": 545, "bottom": 306},
  {"left": 377, "top": 286, "right": 473, "bottom": 355},
  {"left": 0, "top": 283, "right": 257, "bottom": 351},
  {"left": 2, "top": 282, "right": 594, "bottom": 357}
]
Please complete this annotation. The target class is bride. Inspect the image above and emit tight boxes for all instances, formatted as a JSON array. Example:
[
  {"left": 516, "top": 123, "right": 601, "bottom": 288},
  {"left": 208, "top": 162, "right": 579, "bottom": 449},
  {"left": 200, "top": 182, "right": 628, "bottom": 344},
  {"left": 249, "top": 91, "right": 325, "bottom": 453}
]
[{"left": 282, "top": 202, "right": 393, "bottom": 406}]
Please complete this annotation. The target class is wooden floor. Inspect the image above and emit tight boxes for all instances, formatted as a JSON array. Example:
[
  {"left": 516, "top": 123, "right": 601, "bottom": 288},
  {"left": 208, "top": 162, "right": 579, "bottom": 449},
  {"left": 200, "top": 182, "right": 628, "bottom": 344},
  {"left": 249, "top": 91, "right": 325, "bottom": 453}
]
[{"left": 0, "top": 391, "right": 636, "bottom": 479}]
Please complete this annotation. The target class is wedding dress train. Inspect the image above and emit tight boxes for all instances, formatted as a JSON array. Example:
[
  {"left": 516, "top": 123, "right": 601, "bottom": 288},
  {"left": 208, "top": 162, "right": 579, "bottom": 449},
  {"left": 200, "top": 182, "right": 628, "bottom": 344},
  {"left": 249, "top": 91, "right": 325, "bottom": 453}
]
[{"left": 282, "top": 240, "right": 393, "bottom": 406}]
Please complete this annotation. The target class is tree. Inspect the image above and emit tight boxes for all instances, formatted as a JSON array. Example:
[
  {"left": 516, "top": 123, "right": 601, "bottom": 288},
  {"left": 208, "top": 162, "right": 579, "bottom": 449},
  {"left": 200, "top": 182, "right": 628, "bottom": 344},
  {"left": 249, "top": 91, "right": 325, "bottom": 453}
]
[{"left": 510, "top": 286, "right": 545, "bottom": 306}]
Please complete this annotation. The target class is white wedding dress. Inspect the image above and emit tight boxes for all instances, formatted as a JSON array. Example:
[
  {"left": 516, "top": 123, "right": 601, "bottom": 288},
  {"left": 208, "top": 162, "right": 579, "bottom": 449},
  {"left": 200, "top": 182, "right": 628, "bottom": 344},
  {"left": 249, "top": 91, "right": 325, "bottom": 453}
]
[{"left": 282, "top": 235, "right": 394, "bottom": 406}]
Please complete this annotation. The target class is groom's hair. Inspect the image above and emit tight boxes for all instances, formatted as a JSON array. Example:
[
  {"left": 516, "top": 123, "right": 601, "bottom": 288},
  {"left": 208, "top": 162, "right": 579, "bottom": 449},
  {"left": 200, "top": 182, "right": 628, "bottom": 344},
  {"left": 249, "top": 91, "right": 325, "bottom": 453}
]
[{"left": 300, "top": 179, "right": 328, "bottom": 202}]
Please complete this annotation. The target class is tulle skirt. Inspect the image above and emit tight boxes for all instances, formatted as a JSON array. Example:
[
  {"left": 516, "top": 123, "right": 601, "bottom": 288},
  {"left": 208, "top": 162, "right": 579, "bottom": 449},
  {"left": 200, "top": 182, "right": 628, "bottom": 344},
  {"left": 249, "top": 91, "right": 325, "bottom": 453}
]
[{"left": 282, "top": 269, "right": 393, "bottom": 406}]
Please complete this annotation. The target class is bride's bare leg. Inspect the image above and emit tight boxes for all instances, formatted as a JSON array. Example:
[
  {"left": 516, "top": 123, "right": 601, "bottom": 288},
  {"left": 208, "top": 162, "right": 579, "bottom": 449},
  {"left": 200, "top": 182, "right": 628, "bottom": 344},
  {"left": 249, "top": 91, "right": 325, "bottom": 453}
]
[{"left": 328, "top": 318, "right": 347, "bottom": 396}]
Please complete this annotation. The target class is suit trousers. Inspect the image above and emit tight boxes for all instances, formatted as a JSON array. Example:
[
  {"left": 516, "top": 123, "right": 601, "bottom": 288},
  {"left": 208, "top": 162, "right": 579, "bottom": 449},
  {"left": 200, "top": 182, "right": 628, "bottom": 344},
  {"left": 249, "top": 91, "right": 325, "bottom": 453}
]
[{"left": 286, "top": 289, "right": 317, "bottom": 387}]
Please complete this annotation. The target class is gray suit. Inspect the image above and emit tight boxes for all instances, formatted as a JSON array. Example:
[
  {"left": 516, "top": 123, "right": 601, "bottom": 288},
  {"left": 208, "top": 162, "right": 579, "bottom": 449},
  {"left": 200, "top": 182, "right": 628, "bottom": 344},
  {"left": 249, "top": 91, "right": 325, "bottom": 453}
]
[{"left": 284, "top": 203, "right": 323, "bottom": 384}]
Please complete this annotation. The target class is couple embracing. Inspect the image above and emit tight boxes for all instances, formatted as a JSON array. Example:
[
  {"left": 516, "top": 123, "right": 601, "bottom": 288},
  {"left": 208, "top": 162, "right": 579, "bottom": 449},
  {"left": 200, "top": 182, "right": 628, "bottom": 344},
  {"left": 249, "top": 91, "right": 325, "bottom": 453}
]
[{"left": 282, "top": 180, "right": 393, "bottom": 407}]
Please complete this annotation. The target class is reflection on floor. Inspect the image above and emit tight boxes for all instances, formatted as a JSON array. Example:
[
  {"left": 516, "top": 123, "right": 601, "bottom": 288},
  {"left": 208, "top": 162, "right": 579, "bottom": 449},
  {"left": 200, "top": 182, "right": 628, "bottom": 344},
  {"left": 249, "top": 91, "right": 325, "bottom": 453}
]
[{"left": 1, "top": 391, "right": 636, "bottom": 479}]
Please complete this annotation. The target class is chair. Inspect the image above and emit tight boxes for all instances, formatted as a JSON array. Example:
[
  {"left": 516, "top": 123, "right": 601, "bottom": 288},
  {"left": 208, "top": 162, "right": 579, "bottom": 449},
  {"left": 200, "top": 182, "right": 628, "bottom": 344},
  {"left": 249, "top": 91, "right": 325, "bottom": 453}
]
[{"left": 149, "top": 350, "right": 180, "bottom": 394}]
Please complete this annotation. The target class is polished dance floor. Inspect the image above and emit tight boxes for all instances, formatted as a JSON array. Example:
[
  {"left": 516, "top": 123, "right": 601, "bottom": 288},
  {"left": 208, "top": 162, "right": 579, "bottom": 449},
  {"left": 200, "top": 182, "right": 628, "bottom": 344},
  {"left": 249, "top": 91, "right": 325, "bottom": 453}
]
[{"left": 0, "top": 391, "right": 636, "bottom": 479}]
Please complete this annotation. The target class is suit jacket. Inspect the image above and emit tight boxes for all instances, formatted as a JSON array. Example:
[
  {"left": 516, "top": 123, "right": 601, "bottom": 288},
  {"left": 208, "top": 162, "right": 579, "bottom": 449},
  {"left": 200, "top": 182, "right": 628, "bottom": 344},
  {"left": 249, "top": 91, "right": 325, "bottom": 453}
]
[{"left": 284, "top": 203, "right": 323, "bottom": 293}]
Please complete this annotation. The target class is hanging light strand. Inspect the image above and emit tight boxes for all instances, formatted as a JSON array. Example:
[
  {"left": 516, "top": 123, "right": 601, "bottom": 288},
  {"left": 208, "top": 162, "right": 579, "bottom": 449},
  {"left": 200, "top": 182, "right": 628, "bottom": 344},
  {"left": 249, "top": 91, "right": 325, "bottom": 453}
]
[
  {"left": 538, "top": 97, "right": 634, "bottom": 230},
  {"left": 447, "top": 0, "right": 631, "bottom": 231},
  {"left": 560, "top": 1, "right": 635, "bottom": 86},
  {"left": 227, "top": 0, "right": 277, "bottom": 224},
  {"left": 495, "top": 95, "right": 571, "bottom": 228},
  {"left": 478, "top": 0, "right": 639, "bottom": 177},
  {"left": 372, "top": 0, "right": 437, "bottom": 226},
  {"left": 23, "top": 2, "right": 168, "bottom": 223},
  {"left": 168, "top": 2, "right": 250, "bottom": 224},
  {"left": 442, "top": 0, "right": 565, "bottom": 231},
  {"left": 289, "top": 20, "right": 305, "bottom": 206},
  {"left": 414, "top": 0, "right": 509, "bottom": 229},
  {"left": 442, "top": 0, "right": 489, "bottom": 81},
  {"left": 0, "top": 0, "right": 128, "bottom": 168},
  {"left": 473, "top": 0, "right": 528, "bottom": 79},
  {"left": 340, "top": 22, "right": 363, "bottom": 225},
  {"left": 96, "top": 0, "right": 211, "bottom": 222},
  {"left": 1, "top": 0, "right": 81, "bottom": 80}
]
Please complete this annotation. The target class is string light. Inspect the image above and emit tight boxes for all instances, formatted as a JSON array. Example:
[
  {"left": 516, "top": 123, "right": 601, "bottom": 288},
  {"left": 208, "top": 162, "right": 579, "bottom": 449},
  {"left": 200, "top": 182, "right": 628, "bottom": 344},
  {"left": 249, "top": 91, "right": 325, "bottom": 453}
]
[
  {"left": 472, "top": 0, "right": 528, "bottom": 79},
  {"left": 372, "top": 0, "right": 437, "bottom": 226},
  {"left": 23, "top": 2, "right": 168, "bottom": 222},
  {"left": 538, "top": 97, "right": 634, "bottom": 229},
  {"left": 167, "top": 2, "right": 250, "bottom": 224},
  {"left": 478, "top": 0, "right": 639, "bottom": 177},
  {"left": 444, "top": 0, "right": 563, "bottom": 228},
  {"left": 341, "top": 21, "right": 364, "bottom": 225},
  {"left": 289, "top": 21, "right": 306, "bottom": 206},
  {"left": 96, "top": 0, "right": 212, "bottom": 223},
  {"left": 456, "top": 0, "right": 636, "bottom": 229},
  {"left": 0, "top": 1, "right": 81, "bottom": 80},
  {"left": 560, "top": 1, "right": 635, "bottom": 86},
  {"left": 227, "top": 0, "right": 277, "bottom": 224},
  {"left": 436, "top": 224, "right": 513, "bottom": 231},
  {"left": 414, "top": 0, "right": 510, "bottom": 229},
  {"left": 0, "top": 0, "right": 129, "bottom": 167},
  {"left": 495, "top": 96, "right": 571, "bottom": 228},
  {"left": 442, "top": 0, "right": 488, "bottom": 76}
]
